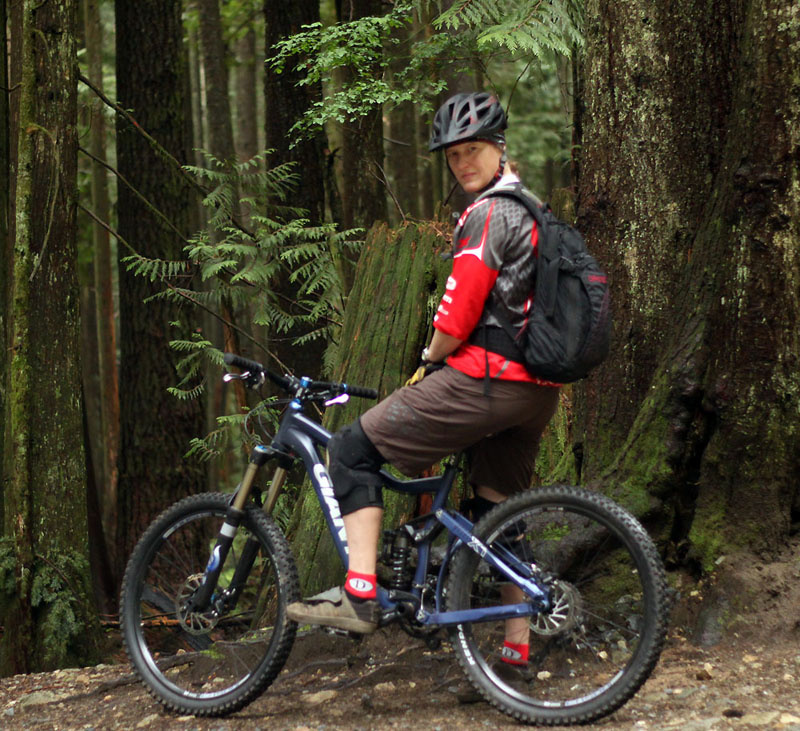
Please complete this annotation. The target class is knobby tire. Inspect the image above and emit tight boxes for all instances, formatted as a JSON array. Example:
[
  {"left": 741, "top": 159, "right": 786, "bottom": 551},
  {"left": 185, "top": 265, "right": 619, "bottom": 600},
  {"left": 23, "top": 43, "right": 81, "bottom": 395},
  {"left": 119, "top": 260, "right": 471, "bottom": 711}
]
[
  {"left": 445, "top": 485, "right": 669, "bottom": 725},
  {"left": 120, "top": 493, "right": 299, "bottom": 716}
]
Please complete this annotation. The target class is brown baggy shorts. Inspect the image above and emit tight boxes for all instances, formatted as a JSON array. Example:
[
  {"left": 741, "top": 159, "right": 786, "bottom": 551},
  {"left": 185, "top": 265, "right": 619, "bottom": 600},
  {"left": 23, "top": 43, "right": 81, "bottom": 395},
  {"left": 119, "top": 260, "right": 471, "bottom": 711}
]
[{"left": 360, "top": 366, "right": 560, "bottom": 496}]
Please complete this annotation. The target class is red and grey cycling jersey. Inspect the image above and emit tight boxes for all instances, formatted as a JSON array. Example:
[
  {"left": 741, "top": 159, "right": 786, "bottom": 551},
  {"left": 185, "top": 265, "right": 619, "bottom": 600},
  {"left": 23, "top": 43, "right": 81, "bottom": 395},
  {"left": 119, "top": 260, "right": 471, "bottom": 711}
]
[{"left": 433, "top": 175, "right": 557, "bottom": 386}]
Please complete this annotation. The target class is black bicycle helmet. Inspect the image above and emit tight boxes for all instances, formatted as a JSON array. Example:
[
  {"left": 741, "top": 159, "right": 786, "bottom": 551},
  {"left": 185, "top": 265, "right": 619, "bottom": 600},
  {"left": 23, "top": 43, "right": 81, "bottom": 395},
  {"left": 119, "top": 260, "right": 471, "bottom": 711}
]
[{"left": 429, "top": 92, "right": 507, "bottom": 152}]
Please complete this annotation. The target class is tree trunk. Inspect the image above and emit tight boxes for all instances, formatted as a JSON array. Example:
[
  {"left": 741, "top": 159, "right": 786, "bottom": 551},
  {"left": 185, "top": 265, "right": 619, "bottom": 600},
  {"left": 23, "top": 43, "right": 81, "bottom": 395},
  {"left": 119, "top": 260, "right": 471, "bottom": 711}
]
[
  {"left": 187, "top": 23, "right": 206, "bottom": 169},
  {"left": 114, "top": 0, "right": 205, "bottom": 578},
  {"left": 0, "top": 0, "right": 8, "bottom": 524},
  {"left": 417, "top": 106, "right": 435, "bottom": 220},
  {"left": 1, "top": 0, "right": 103, "bottom": 674},
  {"left": 83, "top": 0, "right": 119, "bottom": 566},
  {"left": 576, "top": 0, "right": 800, "bottom": 572},
  {"left": 195, "top": 0, "right": 249, "bottom": 493},
  {"left": 386, "top": 22, "right": 419, "bottom": 223},
  {"left": 338, "top": 0, "right": 388, "bottom": 230},
  {"left": 196, "top": 0, "right": 236, "bottom": 165},
  {"left": 234, "top": 27, "right": 259, "bottom": 164},
  {"left": 263, "top": 0, "right": 330, "bottom": 380},
  {"left": 340, "top": 110, "right": 386, "bottom": 228},
  {"left": 289, "top": 219, "right": 451, "bottom": 594},
  {"left": 263, "top": 0, "right": 327, "bottom": 225}
]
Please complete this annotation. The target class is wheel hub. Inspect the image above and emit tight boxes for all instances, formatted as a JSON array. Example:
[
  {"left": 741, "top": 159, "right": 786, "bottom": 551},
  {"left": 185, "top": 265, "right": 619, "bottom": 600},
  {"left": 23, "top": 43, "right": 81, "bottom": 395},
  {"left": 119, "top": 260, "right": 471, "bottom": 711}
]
[
  {"left": 532, "top": 580, "right": 583, "bottom": 636},
  {"left": 176, "top": 573, "right": 220, "bottom": 635}
]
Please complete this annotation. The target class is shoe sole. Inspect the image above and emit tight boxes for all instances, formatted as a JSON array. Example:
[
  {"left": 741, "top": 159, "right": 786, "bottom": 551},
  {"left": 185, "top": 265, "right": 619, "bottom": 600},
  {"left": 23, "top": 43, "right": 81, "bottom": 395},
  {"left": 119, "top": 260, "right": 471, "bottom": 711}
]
[{"left": 286, "top": 607, "right": 376, "bottom": 634}]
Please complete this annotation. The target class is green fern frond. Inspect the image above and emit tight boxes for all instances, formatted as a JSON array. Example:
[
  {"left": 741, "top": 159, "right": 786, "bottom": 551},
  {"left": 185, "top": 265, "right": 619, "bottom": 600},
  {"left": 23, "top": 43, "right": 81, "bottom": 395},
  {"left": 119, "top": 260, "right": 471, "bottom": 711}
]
[
  {"left": 185, "top": 436, "right": 222, "bottom": 461},
  {"left": 435, "top": 0, "right": 583, "bottom": 55},
  {"left": 169, "top": 336, "right": 213, "bottom": 353},
  {"left": 122, "top": 255, "right": 189, "bottom": 282},
  {"left": 168, "top": 382, "right": 206, "bottom": 400},
  {"left": 129, "top": 146, "right": 365, "bottom": 457}
]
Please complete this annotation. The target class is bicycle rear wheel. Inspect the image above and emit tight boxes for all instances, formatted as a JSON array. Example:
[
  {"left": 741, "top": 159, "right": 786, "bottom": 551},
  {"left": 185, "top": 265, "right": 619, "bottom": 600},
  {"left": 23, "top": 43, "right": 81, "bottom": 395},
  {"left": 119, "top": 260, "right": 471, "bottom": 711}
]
[
  {"left": 446, "top": 486, "right": 669, "bottom": 725},
  {"left": 120, "top": 492, "right": 299, "bottom": 716}
]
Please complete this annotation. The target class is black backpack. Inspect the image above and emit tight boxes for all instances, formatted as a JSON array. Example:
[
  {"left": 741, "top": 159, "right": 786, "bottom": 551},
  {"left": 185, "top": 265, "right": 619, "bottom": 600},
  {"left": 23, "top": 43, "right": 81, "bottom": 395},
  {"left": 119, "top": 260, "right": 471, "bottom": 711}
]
[{"left": 480, "top": 183, "right": 612, "bottom": 383}]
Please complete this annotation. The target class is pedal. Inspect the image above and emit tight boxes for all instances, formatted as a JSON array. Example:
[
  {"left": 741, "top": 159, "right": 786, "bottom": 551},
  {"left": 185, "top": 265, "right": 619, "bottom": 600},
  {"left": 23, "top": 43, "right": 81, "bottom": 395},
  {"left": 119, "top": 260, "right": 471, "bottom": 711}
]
[
  {"left": 322, "top": 627, "right": 363, "bottom": 641},
  {"left": 387, "top": 589, "right": 420, "bottom": 613}
]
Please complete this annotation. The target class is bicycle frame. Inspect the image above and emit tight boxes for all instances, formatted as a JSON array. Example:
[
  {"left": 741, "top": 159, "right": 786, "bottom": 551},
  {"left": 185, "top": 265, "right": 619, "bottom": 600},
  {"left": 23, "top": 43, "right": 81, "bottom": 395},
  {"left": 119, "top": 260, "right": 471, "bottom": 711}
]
[{"left": 233, "top": 399, "right": 553, "bottom": 628}]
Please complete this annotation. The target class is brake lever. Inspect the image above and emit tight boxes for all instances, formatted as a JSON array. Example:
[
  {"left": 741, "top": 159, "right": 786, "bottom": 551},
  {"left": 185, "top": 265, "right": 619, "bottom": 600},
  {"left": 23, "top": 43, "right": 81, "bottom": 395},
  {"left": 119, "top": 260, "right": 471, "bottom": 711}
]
[
  {"left": 324, "top": 393, "right": 350, "bottom": 407},
  {"left": 223, "top": 372, "right": 247, "bottom": 383},
  {"left": 223, "top": 370, "right": 265, "bottom": 389}
]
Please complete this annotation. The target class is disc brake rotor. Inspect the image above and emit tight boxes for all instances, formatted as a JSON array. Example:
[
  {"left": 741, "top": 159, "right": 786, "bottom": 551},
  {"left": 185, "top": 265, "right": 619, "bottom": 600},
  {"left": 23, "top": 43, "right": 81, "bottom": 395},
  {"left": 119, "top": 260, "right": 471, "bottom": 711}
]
[
  {"left": 532, "top": 580, "right": 583, "bottom": 636},
  {"left": 176, "top": 573, "right": 220, "bottom": 635}
]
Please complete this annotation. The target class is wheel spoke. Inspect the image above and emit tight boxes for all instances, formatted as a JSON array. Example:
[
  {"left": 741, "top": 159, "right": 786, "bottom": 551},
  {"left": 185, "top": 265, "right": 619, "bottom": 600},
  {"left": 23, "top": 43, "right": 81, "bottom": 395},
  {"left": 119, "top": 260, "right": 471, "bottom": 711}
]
[
  {"left": 446, "top": 487, "right": 667, "bottom": 725},
  {"left": 120, "top": 493, "right": 299, "bottom": 716}
]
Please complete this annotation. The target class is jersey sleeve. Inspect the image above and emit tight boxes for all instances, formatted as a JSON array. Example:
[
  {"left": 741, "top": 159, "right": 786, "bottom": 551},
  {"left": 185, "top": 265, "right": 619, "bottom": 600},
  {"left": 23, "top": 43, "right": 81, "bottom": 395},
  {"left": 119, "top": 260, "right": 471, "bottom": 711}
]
[{"left": 433, "top": 199, "right": 503, "bottom": 340}]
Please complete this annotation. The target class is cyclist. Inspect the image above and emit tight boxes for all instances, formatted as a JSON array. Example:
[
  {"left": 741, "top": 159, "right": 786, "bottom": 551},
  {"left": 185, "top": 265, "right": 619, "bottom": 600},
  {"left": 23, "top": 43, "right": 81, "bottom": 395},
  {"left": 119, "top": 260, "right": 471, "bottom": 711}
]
[{"left": 288, "top": 91, "right": 561, "bottom": 680}]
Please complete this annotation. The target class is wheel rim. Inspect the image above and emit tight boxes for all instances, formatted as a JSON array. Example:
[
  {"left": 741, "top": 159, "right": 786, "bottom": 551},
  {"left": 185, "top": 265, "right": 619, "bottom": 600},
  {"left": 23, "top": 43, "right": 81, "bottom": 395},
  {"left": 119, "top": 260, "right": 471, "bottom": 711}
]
[
  {"left": 128, "top": 507, "right": 283, "bottom": 701},
  {"left": 456, "top": 500, "right": 656, "bottom": 710}
]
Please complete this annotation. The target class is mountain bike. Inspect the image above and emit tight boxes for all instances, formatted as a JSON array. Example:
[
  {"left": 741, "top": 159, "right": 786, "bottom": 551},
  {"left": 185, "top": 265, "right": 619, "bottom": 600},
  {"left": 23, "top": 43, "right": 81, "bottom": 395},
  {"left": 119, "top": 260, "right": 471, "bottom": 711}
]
[{"left": 119, "top": 352, "right": 670, "bottom": 726}]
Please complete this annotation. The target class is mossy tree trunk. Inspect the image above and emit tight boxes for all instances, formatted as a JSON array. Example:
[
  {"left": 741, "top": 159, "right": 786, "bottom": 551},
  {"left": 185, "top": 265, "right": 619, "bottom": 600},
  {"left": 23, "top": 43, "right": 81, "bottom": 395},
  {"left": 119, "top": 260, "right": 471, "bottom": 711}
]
[
  {"left": 0, "top": 0, "right": 8, "bottom": 524},
  {"left": 574, "top": 0, "right": 800, "bottom": 571},
  {"left": 289, "top": 220, "right": 450, "bottom": 594},
  {"left": 0, "top": 0, "right": 103, "bottom": 674}
]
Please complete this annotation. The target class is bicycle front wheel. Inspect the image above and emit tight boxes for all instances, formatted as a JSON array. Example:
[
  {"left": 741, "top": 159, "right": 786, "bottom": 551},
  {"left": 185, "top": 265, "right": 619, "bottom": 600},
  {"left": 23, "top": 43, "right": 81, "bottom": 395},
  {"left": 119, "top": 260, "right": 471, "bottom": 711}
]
[
  {"left": 446, "top": 486, "right": 669, "bottom": 725},
  {"left": 120, "top": 492, "right": 299, "bottom": 716}
]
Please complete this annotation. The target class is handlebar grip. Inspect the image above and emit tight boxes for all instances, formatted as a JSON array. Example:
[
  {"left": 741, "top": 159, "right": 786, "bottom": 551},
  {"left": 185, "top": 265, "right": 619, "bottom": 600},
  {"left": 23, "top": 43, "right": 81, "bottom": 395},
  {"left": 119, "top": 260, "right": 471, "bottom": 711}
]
[
  {"left": 267, "top": 371, "right": 292, "bottom": 391},
  {"left": 224, "top": 352, "right": 292, "bottom": 391},
  {"left": 343, "top": 384, "right": 379, "bottom": 400},
  {"left": 224, "top": 352, "right": 265, "bottom": 374},
  {"left": 306, "top": 378, "right": 378, "bottom": 400}
]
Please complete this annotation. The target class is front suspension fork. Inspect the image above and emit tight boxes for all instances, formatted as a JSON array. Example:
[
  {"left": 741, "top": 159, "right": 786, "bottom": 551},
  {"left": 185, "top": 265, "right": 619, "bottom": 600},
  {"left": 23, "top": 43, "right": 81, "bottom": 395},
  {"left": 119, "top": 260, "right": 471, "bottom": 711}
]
[{"left": 186, "top": 452, "right": 287, "bottom": 614}]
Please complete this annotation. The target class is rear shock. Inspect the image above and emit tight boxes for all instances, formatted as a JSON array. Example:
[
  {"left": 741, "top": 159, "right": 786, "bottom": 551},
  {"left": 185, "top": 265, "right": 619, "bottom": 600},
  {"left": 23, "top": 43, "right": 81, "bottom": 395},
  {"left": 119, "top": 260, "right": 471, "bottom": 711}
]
[{"left": 382, "top": 526, "right": 414, "bottom": 591}]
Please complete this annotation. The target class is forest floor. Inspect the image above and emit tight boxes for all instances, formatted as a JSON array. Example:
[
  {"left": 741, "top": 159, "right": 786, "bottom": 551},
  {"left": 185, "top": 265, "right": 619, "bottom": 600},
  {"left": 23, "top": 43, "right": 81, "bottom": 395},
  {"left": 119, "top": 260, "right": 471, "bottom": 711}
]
[{"left": 3, "top": 540, "right": 800, "bottom": 731}]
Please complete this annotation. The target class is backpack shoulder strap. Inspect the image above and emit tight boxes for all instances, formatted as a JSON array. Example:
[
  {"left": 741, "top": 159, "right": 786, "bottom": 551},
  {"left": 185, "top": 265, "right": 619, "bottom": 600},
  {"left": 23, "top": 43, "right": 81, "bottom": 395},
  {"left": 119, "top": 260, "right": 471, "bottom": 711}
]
[
  {"left": 478, "top": 183, "right": 556, "bottom": 262},
  {"left": 468, "top": 185, "right": 533, "bottom": 347},
  {"left": 479, "top": 183, "right": 561, "bottom": 318}
]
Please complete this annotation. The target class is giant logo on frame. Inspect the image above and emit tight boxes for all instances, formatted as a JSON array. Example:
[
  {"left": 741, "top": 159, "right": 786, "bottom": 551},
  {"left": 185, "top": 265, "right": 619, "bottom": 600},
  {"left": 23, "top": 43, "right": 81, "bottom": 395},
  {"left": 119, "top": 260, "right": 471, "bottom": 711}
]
[{"left": 313, "top": 464, "right": 348, "bottom": 554}]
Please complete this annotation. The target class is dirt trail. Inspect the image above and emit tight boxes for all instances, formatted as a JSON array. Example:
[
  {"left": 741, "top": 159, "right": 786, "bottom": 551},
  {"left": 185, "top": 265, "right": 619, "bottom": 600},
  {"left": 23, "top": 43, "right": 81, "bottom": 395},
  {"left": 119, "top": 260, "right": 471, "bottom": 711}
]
[
  {"left": 3, "top": 547, "right": 800, "bottom": 730},
  {"left": 2, "top": 630, "right": 800, "bottom": 730}
]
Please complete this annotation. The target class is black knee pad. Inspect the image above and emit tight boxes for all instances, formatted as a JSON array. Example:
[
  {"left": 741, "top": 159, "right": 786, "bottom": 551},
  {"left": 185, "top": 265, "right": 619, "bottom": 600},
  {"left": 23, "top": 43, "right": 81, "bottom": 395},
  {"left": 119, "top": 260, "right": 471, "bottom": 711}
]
[
  {"left": 328, "top": 419, "right": 385, "bottom": 515},
  {"left": 461, "top": 494, "right": 525, "bottom": 544},
  {"left": 460, "top": 495, "right": 497, "bottom": 523}
]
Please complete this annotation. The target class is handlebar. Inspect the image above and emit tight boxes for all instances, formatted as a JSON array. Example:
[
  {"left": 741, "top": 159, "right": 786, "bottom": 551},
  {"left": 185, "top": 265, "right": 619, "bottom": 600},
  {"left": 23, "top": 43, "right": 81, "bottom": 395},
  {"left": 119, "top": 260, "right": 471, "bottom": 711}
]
[{"left": 223, "top": 352, "right": 379, "bottom": 401}]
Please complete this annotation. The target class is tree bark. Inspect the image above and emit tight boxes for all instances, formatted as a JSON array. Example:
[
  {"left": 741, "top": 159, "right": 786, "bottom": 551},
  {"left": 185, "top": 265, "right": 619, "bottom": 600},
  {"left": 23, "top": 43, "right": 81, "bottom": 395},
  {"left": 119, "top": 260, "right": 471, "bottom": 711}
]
[
  {"left": 187, "top": 23, "right": 206, "bottom": 169},
  {"left": 263, "top": 0, "right": 330, "bottom": 380},
  {"left": 263, "top": 0, "right": 327, "bottom": 225},
  {"left": 1, "top": 0, "right": 103, "bottom": 674},
  {"left": 338, "top": 0, "right": 388, "bottom": 230},
  {"left": 114, "top": 0, "right": 205, "bottom": 578},
  {"left": 386, "top": 21, "right": 419, "bottom": 223},
  {"left": 0, "top": 0, "right": 8, "bottom": 523},
  {"left": 576, "top": 0, "right": 800, "bottom": 570},
  {"left": 83, "top": 0, "right": 119, "bottom": 564},
  {"left": 235, "top": 27, "right": 259, "bottom": 163},
  {"left": 196, "top": 0, "right": 236, "bottom": 165}
]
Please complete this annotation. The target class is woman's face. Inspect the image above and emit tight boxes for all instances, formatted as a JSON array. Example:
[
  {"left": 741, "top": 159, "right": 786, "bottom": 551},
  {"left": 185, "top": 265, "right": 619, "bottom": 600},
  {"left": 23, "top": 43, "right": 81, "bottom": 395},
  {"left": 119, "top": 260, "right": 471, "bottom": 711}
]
[{"left": 445, "top": 140, "right": 503, "bottom": 193}]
